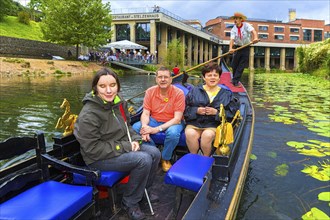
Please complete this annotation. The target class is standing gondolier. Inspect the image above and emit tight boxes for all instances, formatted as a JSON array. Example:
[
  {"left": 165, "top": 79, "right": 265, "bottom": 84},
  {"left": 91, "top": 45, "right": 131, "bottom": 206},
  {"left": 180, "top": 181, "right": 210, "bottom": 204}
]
[{"left": 229, "top": 12, "right": 259, "bottom": 87}]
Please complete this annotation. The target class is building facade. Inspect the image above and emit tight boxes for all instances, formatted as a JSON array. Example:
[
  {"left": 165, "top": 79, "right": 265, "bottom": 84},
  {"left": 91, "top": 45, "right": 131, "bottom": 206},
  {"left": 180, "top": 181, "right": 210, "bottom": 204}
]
[
  {"left": 205, "top": 9, "right": 329, "bottom": 71},
  {"left": 110, "top": 7, "right": 222, "bottom": 67}
]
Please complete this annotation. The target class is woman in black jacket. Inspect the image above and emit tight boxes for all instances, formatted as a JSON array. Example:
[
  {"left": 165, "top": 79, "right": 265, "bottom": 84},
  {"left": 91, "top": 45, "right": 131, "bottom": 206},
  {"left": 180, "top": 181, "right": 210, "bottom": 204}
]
[{"left": 184, "top": 63, "right": 239, "bottom": 156}]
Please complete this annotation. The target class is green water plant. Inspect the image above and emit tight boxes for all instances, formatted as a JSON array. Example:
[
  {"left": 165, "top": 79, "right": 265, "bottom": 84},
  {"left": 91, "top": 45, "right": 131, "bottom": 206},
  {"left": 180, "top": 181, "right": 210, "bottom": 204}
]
[
  {"left": 275, "top": 163, "right": 289, "bottom": 176},
  {"left": 301, "top": 159, "right": 330, "bottom": 181},
  {"left": 302, "top": 207, "right": 330, "bottom": 220}
]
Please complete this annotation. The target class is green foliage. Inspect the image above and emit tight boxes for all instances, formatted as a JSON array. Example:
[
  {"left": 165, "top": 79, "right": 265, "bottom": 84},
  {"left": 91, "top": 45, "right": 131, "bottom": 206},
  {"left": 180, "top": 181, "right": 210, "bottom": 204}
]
[
  {"left": 143, "top": 64, "right": 158, "bottom": 72},
  {"left": 165, "top": 39, "right": 184, "bottom": 69},
  {"left": 41, "top": 0, "right": 112, "bottom": 49},
  {"left": 0, "top": 0, "right": 26, "bottom": 21},
  {"left": 3, "top": 58, "right": 25, "bottom": 63},
  {"left": 0, "top": 16, "right": 44, "bottom": 41},
  {"left": 17, "top": 11, "right": 30, "bottom": 25},
  {"left": 27, "top": 0, "right": 45, "bottom": 21},
  {"left": 0, "top": 0, "right": 12, "bottom": 21},
  {"left": 21, "top": 62, "right": 31, "bottom": 68},
  {"left": 297, "top": 39, "right": 330, "bottom": 77}
]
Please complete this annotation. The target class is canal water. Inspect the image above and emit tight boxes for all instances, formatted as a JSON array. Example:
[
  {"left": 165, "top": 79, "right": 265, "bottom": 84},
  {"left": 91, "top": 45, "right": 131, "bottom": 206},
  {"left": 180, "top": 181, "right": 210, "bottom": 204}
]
[{"left": 0, "top": 71, "right": 329, "bottom": 219}]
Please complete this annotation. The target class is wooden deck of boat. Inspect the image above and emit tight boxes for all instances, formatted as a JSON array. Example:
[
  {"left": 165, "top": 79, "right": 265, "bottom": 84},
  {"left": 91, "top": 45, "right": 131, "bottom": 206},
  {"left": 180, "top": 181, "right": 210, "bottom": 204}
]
[{"left": 98, "top": 165, "right": 193, "bottom": 220}]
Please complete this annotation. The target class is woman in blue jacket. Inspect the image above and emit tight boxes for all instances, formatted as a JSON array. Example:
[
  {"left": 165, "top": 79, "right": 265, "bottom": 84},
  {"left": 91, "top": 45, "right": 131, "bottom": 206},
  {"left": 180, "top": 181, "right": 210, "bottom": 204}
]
[{"left": 184, "top": 63, "right": 239, "bottom": 156}]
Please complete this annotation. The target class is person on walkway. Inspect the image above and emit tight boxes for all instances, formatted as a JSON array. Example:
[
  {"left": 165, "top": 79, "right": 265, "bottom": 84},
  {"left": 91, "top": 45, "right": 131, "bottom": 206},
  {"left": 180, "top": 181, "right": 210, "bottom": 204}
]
[
  {"left": 132, "top": 66, "right": 185, "bottom": 172},
  {"left": 172, "top": 65, "right": 180, "bottom": 76},
  {"left": 229, "top": 12, "right": 259, "bottom": 87},
  {"left": 74, "top": 68, "right": 161, "bottom": 220},
  {"left": 184, "top": 62, "right": 240, "bottom": 156}
]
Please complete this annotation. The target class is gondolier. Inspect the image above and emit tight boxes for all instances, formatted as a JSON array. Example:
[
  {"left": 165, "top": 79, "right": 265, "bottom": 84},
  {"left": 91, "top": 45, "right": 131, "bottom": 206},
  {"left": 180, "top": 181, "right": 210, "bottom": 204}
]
[{"left": 229, "top": 12, "right": 259, "bottom": 87}]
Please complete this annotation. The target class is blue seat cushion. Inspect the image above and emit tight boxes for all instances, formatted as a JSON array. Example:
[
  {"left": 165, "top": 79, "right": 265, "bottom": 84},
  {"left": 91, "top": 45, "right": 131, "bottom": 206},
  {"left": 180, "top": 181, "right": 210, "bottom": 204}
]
[
  {"left": 151, "top": 130, "right": 186, "bottom": 147},
  {"left": 164, "top": 153, "right": 214, "bottom": 192},
  {"left": 0, "top": 180, "right": 93, "bottom": 220},
  {"left": 74, "top": 170, "right": 128, "bottom": 187}
]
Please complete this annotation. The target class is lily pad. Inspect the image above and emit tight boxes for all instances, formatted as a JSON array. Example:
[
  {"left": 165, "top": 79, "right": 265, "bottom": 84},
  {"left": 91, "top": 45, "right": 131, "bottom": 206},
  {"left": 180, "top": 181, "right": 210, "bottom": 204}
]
[
  {"left": 297, "top": 149, "right": 327, "bottom": 157},
  {"left": 318, "top": 192, "right": 330, "bottom": 202},
  {"left": 287, "top": 141, "right": 305, "bottom": 149},
  {"left": 250, "top": 154, "right": 257, "bottom": 160},
  {"left": 275, "top": 164, "right": 289, "bottom": 176},
  {"left": 267, "top": 152, "right": 277, "bottom": 158},
  {"left": 302, "top": 207, "right": 330, "bottom": 220}
]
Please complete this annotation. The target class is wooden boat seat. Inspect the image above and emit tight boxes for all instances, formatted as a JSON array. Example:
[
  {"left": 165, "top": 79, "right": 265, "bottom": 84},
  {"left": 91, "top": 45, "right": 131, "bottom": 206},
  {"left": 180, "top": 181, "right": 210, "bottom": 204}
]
[
  {"left": 0, "top": 132, "right": 99, "bottom": 220},
  {"left": 164, "top": 153, "right": 214, "bottom": 192}
]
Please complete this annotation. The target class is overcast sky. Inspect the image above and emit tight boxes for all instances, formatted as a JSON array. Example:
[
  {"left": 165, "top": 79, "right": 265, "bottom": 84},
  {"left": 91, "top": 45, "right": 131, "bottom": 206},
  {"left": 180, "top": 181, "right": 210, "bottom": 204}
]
[{"left": 17, "top": 0, "right": 330, "bottom": 26}]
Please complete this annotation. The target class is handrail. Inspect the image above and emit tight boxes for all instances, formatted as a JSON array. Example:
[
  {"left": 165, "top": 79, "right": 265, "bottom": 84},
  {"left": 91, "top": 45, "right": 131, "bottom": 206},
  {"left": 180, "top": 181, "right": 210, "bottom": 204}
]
[{"left": 126, "top": 41, "right": 255, "bottom": 102}]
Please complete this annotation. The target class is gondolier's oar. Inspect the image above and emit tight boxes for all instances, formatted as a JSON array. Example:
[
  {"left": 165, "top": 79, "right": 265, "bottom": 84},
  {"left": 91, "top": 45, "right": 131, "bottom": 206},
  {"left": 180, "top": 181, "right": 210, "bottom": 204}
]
[
  {"left": 172, "top": 40, "right": 255, "bottom": 79},
  {"left": 126, "top": 41, "right": 256, "bottom": 102}
]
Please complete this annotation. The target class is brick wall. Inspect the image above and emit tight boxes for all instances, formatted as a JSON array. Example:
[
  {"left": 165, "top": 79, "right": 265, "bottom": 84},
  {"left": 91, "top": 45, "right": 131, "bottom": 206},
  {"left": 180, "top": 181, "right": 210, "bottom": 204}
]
[
  {"left": 0, "top": 36, "right": 78, "bottom": 59},
  {"left": 206, "top": 18, "right": 326, "bottom": 44}
]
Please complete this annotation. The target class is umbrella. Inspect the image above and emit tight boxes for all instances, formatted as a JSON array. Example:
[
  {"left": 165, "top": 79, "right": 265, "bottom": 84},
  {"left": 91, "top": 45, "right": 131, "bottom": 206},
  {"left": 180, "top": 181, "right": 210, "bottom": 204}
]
[{"left": 102, "top": 40, "right": 147, "bottom": 50}]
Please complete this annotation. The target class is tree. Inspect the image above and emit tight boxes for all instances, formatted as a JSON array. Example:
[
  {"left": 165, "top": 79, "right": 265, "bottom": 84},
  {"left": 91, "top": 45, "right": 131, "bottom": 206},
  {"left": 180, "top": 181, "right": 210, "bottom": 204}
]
[
  {"left": 165, "top": 39, "right": 184, "bottom": 69},
  {"left": 41, "top": 0, "right": 112, "bottom": 58},
  {"left": 28, "top": 0, "right": 45, "bottom": 21},
  {"left": 0, "top": 0, "right": 14, "bottom": 21}
]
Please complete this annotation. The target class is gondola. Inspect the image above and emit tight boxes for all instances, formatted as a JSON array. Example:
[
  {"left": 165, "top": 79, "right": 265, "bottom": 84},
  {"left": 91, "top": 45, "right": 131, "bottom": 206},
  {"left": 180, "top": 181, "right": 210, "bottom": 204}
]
[{"left": 0, "top": 55, "right": 254, "bottom": 219}]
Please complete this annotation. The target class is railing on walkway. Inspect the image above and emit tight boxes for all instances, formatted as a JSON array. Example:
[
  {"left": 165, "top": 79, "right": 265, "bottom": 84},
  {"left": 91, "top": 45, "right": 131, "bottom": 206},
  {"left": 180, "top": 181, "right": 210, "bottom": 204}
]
[{"left": 111, "top": 7, "right": 222, "bottom": 43}]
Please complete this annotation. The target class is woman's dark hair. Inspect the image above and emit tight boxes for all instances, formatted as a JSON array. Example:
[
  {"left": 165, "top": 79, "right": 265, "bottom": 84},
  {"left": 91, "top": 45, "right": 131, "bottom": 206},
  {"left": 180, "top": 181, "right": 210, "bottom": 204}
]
[
  {"left": 201, "top": 62, "right": 222, "bottom": 77},
  {"left": 92, "top": 68, "right": 120, "bottom": 94}
]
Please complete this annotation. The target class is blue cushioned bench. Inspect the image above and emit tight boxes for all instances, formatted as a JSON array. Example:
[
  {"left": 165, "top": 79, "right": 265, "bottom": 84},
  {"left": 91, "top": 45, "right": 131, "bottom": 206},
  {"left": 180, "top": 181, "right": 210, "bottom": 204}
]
[
  {"left": 73, "top": 170, "right": 155, "bottom": 215},
  {"left": 164, "top": 153, "right": 214, "bottom": 216},
  {"left": 165, "top": 153, "right": 214, "bottom": 192},
  {"left": 0, "top": 181, "right": 93, "bottom": 219},
  {"left": 73, "top": 170, "right": 128, "bottom": 213},
  {"left": 0, "top": 132, "right": 99, "bottom": 220}
]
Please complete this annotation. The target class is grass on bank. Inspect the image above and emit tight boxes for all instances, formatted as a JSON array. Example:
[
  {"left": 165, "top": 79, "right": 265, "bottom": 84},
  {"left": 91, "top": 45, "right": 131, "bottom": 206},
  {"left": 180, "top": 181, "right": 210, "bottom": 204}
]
[{"left": 0, "top": 16, "right": 44, "bottom": 41}]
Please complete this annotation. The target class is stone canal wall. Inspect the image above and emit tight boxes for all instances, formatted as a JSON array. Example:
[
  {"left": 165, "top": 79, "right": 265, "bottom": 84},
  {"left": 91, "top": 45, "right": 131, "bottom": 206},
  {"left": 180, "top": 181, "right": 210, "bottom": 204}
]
[{"left": 0, "top": 36, "right": 77, "bottom": 59}]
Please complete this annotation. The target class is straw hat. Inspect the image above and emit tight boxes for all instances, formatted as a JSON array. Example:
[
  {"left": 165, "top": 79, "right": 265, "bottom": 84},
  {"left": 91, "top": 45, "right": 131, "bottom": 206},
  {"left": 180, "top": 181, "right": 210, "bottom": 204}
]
[{"left": 230, "top": 12, "right": 247, "bottom": 20}]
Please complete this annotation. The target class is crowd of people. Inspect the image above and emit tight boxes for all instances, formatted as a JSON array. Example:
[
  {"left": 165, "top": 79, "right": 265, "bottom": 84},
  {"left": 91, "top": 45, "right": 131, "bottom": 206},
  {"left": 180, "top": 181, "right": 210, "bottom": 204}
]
[
  {"left": 78, "top": 49, "right": 156, "bottom": 65},
  {"left": 73, "top": 11, "right": 257, "bottom": 220}
]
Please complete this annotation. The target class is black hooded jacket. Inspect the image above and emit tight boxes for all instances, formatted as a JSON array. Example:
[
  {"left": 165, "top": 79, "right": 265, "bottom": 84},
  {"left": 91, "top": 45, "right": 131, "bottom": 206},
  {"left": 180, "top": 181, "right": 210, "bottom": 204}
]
[{"left": 184, "top": 84, "right": 240, "bottom": 128}]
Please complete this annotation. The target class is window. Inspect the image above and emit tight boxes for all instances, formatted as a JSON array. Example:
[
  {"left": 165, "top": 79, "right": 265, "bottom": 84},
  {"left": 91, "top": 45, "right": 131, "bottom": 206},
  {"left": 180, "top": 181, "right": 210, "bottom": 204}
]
[
  {"left": 270, "top": 48, "right": 280, "bottom": 56},
  {"left": 274, "top": 35, "right": 284, "bottom": 40},
  {"left": 303, "top": 29, "right": 312, "bottom": 41},
  {"left": 258, "top": 34, "right": 268, "bottom": 39},
  {"left": 314, "top": 30, "right": 322, "bottom": 42},
  {"left": 225, "top": 23, "right": 234, "bottom": 29},
  {"left": 290, "top": 28, "right": 299, "bottom": 33},
  {"left": 225, "top": 32, "right": 231, "bottom": 37},
  {"left": 116, "top": 24, "right": 130, "bottom": 41},
  {"left": 325, "top": 31, "right": 330, "bottom": 40},
  {"left": 286, "top": 48, "right": 295, "bottom": 57},
  {"left": 290, "top": 36, "right": 299, "bottom": 41},
  {"left": 258, "top": 26, "right": 268, "bottom": 31},
  {"left": 136, "top": 23, "right": 150, "bottom": 41},
  {"left": 254, "top": 47, "right": 265, "bottom": 56},
  {"left": 275, "top": 27, "right": 284, "bottom": 32}
]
